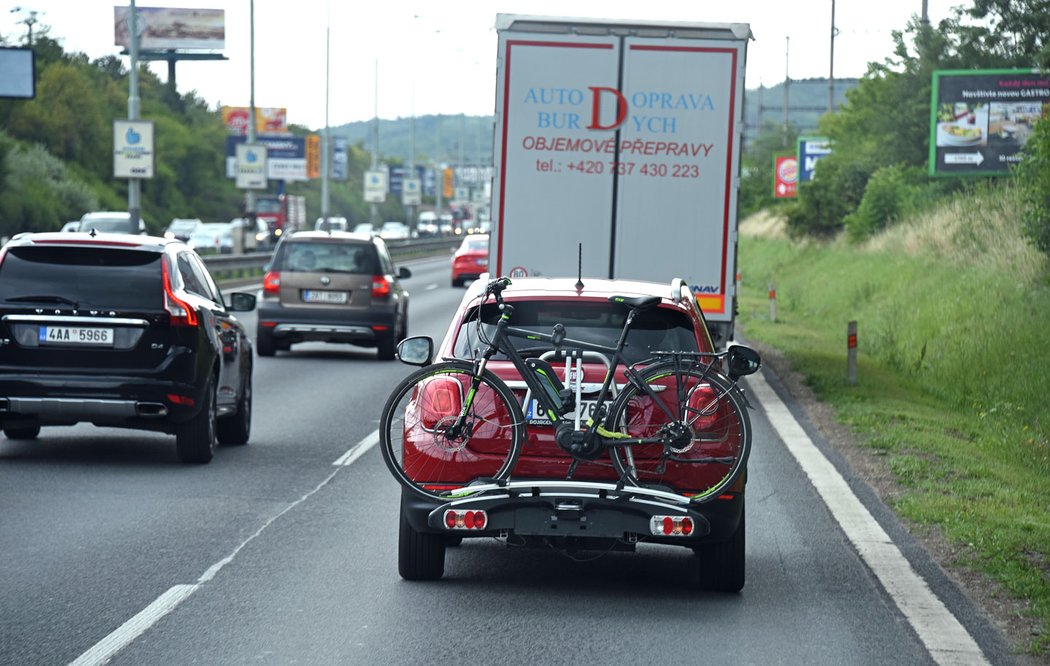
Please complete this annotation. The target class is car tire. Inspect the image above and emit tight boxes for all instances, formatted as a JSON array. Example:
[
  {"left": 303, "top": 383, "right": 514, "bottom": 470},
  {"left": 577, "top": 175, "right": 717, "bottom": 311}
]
[
  {"left": 3, "top": 424, "right": 41, "bottom": 440},
  {"left": 256, "top": 329, "right": 276, "bottom": 357},
  {"left": 217, "top": 372, "right": 251, "bottom": 446},
  {"left": 176, "top": 376, "right": 217, "bottom": 464},
  {"left": 398, "top": 498, "right": 445, "bottom": 580},
  {"left": 451, "top": 277, "right": 462, "bottom": 287},
  {"left": 377, "top": 331, "right": 397, "bottom": 361},
  {"left": 696, "top": 499, "right": 745, "bottom": 592}
]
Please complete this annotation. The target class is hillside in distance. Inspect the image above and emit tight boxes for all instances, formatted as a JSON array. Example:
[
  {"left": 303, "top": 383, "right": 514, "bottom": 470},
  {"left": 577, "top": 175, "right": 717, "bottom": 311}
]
[{"left": 329, "top": 78, "right": 858, "bottom": 164}]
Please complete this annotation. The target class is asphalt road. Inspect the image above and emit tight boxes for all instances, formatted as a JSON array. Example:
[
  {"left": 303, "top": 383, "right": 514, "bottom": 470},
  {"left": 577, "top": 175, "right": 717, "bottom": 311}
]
[{"left": 0, "top": 256, "right": 1020, "bottom": 665}]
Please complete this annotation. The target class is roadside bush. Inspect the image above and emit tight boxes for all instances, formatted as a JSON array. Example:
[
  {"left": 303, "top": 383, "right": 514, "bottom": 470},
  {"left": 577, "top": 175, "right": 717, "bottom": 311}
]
[
  {"left": 785, "top": 151, "right": 876, "bottom": 238},
  {"left": 0, "top": 134, "right": 97, "bottom": 237},
  {"left": 843, "top": 164, "right": 928, "bottom": 240},
  {"left": 1015, "top": 117, "right": 1050, "bottom": 255}
]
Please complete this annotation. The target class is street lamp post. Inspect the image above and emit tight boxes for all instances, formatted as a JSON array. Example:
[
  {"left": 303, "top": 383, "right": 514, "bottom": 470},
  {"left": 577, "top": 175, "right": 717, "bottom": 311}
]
[{"left": 127, "top": 0, "right": 141, "bottom": 233}]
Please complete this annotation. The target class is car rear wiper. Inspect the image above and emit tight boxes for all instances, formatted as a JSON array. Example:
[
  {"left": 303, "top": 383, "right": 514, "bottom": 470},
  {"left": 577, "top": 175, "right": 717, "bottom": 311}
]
[{"left": 6, "top": 295, "right": 81, "bottom": 308}]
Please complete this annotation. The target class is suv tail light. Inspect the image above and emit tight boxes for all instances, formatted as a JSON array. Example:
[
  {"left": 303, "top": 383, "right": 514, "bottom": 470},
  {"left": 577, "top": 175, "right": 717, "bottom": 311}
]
[
  {"left": 372, "top": 275, "right": 391, "bottom": 299},
  {"left": 418, "top": 376, "right": 462, "bottom": 429},
  {"left": 162, "top": 260, "right": 198, "bottom": 327},
  {"left": 263, "top": 271, "right": 281, "bottom": 295}
]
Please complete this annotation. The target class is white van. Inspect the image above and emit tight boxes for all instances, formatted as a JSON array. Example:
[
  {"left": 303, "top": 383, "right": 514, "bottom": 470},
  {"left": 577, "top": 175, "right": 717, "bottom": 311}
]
[{"left": 315, "top": 216, "right": 349, "bottom": 232}]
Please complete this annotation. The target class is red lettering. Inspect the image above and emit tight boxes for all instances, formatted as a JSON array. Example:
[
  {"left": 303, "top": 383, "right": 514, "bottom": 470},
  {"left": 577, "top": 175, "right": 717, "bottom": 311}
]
[{"left": 587, "top": 86, "right": 628, "bottom": 130}]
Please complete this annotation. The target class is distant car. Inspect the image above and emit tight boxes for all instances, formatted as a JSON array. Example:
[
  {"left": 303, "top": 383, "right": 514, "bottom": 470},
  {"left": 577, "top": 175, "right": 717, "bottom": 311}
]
[
  {"left": 380, "top": 221, "right": 412, "bottom": 240},
  {"left": 450, "top": 233, "right": 489, "bottom": 287},
  {"left": 165, "top": 218, "right": 202, "bottom": 242},
  {"left": 60, "top": 221, "right": 80, "bottom": 233},
  {"left": 77, "top": 211, "right": 147, "bottom": 235},
  {"left": 352, "top": 223, "right": 376, "bottom": 235},
  {"left": 315, "top": 216, "right": 349, "bottom": 232},
  {"left": 228, "top": 217, "right": 272, "bottom": 252},
  {"left": 256, "top": 231, "right": 411, "bottom": 359},
  {"left": 416, "top": 212, "right": 439, "bottom": 237},
  {"left": 0, "top": 232, "right": 257, "bottom": 463},
  {"left": 188, "top": 223, "right": 234, "bottom": 255}
]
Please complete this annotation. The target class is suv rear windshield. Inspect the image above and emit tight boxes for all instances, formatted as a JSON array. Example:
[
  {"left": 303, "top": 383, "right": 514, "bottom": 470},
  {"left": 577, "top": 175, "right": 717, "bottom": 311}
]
[
  {"left": 452, "top": 300, "right": 699, "bottom": 365},
  {"left": 0, "top": 246, "right": 163, "bottom": 310},
  {"left": 275, "top": 241, "right": 378, "bottom": 274}
]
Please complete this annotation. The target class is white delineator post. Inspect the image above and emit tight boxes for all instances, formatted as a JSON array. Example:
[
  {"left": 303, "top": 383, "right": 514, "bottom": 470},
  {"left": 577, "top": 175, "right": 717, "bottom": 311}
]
[
  {"left": 847, "top": 320, "right": 858, "bottom": 385},
  {"left": 768, "top": 284, "right": 777, "bottom": 323}
]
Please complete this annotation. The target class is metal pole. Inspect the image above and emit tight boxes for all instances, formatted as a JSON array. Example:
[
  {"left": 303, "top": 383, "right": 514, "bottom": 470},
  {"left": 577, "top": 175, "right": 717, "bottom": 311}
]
[
  {"left": 783, "top": 37, "right": 790, "bottom": 136},
  {"left": 370, "top": 59, "right": 379, "bottom": 225},
  {"left": 828, "top": 0, "right": 836, "bottom": 113},
  {"left": 321, "top": 18, "right": 330, "bottom": 223},
  {"left": 245, "top": 0, "right": 257, "bottom": 246},
  {"left": 127, "top": 0, "right": 141, "bottom": 233}
]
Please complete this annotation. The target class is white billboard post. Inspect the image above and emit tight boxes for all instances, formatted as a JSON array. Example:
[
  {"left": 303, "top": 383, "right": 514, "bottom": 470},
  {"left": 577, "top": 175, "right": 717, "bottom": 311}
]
[{"left": 113, "top": 120, "right": 155, "bottom": 180}]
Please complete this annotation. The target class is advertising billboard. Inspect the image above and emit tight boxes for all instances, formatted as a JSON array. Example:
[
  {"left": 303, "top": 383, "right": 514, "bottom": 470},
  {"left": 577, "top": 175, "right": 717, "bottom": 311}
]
[
  {"left": 929, "top": 69, "right": 1050, "bottom": 176},
  {"left": 225, "top": 135, "right": 306, "bottom": 181},
  {"left": 773, "top": 155, "right": 798, "bottom": 198},
  {"left": 114, "top": 7, "right": 225, "bottom": 51},
  {"left": 0, "top": 47, "right": 34, "bottom": 99},
  {"left": 221, "top": 106, "right": 288, "bottom": 135},
  {"left": 113, "top": 120, "right": 155, "bottom": 179},
  {"left": 797, "top": 136, "right": 831, "bottom": 182}
]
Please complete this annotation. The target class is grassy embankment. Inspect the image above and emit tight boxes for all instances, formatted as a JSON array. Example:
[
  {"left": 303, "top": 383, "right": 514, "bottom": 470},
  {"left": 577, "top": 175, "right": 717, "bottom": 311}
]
[{"left": 736, "top": 185, "right": 1050, "bottom": 655}]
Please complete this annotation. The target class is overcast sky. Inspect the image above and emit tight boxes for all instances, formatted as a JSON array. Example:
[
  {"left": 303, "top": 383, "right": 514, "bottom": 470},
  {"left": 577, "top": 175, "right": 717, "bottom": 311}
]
[{"left": 4, "top": 1, "right": 966, "bottom": 130}]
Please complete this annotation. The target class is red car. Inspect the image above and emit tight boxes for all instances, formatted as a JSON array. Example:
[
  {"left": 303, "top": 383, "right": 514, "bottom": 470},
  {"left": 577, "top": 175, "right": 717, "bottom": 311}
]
[
  {"left": 450, "top": 234, "right": 489, "bottom": 287},
  {"left": 391, "top": 276, "right": 752, "bottom": 589}
]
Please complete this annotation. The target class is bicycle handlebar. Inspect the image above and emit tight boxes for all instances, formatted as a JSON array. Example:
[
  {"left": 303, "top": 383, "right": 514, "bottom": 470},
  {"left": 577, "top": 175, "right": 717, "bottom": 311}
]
[{"left": 485, "top": 276, "right": 512, "bottom": 300}]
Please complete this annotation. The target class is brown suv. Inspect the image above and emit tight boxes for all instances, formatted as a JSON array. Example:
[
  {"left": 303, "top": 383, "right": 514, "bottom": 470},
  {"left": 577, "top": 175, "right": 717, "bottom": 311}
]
[{"left": 256, "top": 231, "right": 411, "bottom": 359}]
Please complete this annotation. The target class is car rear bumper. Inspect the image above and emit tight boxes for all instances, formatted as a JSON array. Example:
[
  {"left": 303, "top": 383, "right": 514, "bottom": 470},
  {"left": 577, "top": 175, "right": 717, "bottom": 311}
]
[
  {"left": 257, "top": 303, "right": 398, "bottom": 344},
  {"left": 402, "top": 478, "right": 743, "bottom": 546}
]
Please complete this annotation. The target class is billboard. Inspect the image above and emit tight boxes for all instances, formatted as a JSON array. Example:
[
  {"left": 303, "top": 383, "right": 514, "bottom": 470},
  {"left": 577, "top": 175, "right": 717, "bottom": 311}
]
[
  {"left": 929, "top": 69, "right": 1050, "bottom": 176},
  {"left": 221, "top": 106, "right": 288, "bottom": 135},
  {"left": 773, "top": 155, "right": 798, "bottom": 198},
  {"left": 114, "top": 7, "right": 225, "bottom": 51},
  {"left": 225, "top": 135, "right": 306, "bottom": 181},
  {"left": 0, "top": 47, "right": 34, "bottom": 99},
  {"left": 113, "top": 120, "right": 155, "bottom": 179},
  {"left": 797, "top": 136, "right": 831, "bottom": 182}
]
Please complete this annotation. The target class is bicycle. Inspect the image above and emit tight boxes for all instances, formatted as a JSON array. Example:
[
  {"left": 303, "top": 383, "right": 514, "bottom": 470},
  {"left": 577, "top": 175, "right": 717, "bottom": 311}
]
[{"left": 379, "top": 276, "right": 760, "bottom": 504}]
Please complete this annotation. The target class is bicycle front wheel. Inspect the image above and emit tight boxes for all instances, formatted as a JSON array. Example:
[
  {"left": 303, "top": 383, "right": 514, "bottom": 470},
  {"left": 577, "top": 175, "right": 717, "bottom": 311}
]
[
  {"left": 379, "top": 360, "right": 526, "bottom": 502},
  {"left": 607, "top": 362, "right": 751, "bottom": 503}
]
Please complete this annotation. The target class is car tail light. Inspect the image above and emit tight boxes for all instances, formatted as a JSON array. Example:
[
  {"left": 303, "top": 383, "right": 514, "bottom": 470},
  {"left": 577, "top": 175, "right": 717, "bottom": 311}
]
[
  {"left": 650, "top": 515, "right": 694, "bottom": 536},
  {"left": 687, "top": 383, "right": 719, "bottom": 430},
  {"left": 372, "top": 275, "right": 391, "bottom": 298},
  {"left": 444, "top": 509, "right": 488, "bottom": 530},
  {"left": 166, "top": 393, "right": 195, "bottom": 406},
  {"left": 263, "top": 271, "right": 281, "bottom": 295},
  {"left": 418, "top": 376, "right": 462, "bottom": 429},
  {"left": 161, "top": 260, "right": 198, "bottom": 327}
]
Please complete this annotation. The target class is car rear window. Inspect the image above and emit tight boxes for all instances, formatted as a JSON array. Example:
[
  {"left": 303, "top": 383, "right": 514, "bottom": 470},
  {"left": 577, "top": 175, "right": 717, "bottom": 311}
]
[
  {"left": 0, "top": 246, "right": 163, "bottom": 310},
  {"left": 275, "top": 241, "right": 378, "bottom": 274},
  {"left": 452, "top": 300, "right": 699, "bottom": 365}
]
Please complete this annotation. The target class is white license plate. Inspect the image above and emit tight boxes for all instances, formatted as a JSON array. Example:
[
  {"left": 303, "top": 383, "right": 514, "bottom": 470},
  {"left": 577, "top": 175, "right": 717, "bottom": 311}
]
[
  {"left": 476, "top": 258, "right": 488, "bottom": 266},
  {"left": 525, "top": 398, "right": 599, "bottom": 425},
  {"left": 303, "top": 290, "right": 348, "bottom": 304},
  {"left": 39, "top": 326, "right": 114, "bottom": 346}
]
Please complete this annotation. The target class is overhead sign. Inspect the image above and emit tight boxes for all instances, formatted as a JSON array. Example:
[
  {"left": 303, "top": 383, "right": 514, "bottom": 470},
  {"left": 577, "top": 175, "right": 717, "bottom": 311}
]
[
  {"left": 364, "top": 170, "right": 387, "bottom": 203},
  {"left": 113, "top": 120, "right": 155, "bottom": 179},
  {"left": 220, "top": 106, "right": 288, "bottom": 135},
  {"left": 773, "top": 155, "right": 797, "bottom": 198},
  {"left": 114, "top": 7, "right": 225, "bottom": 51},
  {"left": 235, "top": 143, "right": 268, "bottom": 189},
  {"left": 929, "top": 69, "right": 1050, "bottom": 176},
  {"left": 797, "top": 136, "right": 831, "bottom": 182},
  {"left": 0, "top": 47, "right": 34, "bottom": 99},
  {"left": 225, "top": 135, "right": 306, "bottom": 181}
]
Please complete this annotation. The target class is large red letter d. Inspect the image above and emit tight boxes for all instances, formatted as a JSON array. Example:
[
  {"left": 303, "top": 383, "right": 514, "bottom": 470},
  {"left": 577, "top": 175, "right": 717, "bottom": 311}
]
[{"left": 587, "top": 86, "right": 627, "bottom": 130}]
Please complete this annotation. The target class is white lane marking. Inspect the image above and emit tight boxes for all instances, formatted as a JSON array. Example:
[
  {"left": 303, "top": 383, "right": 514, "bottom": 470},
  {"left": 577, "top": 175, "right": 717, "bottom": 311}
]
[
  {"left": 333, "top": 430, "right": 379, "bottom": 466},
  {"left": 747, "top": 371, "right": 989, "bottom": 665},
  {"left": 71, "top": 430, "right": 380, "bottom": 666},
  {"left": 425, "top": 283, "right": 439, "bottom": 291}
]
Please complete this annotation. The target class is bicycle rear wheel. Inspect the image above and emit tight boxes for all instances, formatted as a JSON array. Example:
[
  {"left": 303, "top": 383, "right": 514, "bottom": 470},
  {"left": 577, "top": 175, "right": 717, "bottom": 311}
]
[
  {"left": 607, "top": 362, "right": 751, "bottom": 503},
  {"left": 379, "top": 360, "right": 526, "bottom": 502}
]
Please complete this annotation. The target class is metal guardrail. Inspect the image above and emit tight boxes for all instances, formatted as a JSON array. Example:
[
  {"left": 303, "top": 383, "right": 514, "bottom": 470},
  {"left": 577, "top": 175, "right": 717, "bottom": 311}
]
[{"left": 201, "top": 237, "right": 462, "bottom": 286}]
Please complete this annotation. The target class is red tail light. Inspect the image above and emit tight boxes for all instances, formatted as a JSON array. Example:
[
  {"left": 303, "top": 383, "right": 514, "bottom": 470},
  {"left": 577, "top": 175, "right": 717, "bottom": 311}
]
[
  {"left": 687, "top": 383, "right": 719, "bottom": 431},
  {"left": 444, "top": 509, "right": 488, "bottom": 530},
  {"left": 372, "top": 275, "right": 391, "bottom": 298},
  {"left": 263, "top": 271, "right": 281, "bottom": 295},
  {"left": 418, "top": 377, "right": 462, "bottom": 429},
  {"left": 162, "top": 259, "right": 198, "bottom": 327},
  {"left": 651, "top": 515, "right": 694, "bottom": 536}
]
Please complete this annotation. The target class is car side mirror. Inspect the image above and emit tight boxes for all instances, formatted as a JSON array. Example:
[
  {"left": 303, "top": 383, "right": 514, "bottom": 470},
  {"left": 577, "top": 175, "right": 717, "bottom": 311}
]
[
  {"left": 398, "top": 266, "right": 412, "bottom": 279},
  {"left": 397, "top": 336, "right": 433, "bottom": 366},
  {"left": 227, "top": 292, "right": 257, "bottom": 312},
  {"left": 727, "top": 344, "right": 761, "bottom": 380}
]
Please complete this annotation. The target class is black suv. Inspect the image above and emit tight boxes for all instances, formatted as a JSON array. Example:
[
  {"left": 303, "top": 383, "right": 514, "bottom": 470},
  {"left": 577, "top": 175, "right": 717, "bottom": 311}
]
[
  {"left": 257, "top": 230, "right": 410, "bottom": 359},
  {"left": 0, "top": 232, "right": 257, "bottom": 463}
]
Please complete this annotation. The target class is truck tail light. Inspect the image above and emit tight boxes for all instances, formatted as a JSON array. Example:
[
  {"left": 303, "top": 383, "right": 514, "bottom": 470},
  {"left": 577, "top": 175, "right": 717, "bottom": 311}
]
[
  {"left": 444, "top": 509, "right": 488, "bottom": 530},
  {"left": 650, "top": 515, "right": 694, "bottom": 536},
  {"left": 372, "top": 275, "right": 391, "bottom": 298},
  {"left": 263, "top": 271, "right": 281, "bottom": 295},
  {"left": 162, "top": 260, "right": 198, "bottom": 327},
  {"left": 418, "top": 377, "right": 462, "bottom": 429}
]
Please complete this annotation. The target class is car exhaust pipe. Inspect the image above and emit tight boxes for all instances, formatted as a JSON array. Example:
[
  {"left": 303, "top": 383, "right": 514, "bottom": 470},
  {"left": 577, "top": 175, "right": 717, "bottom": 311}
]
[
  {"left": 0, "top": 398, "right": 9, "bottom": 413},
  {"left": 136, "top": 402, "right": 168, "bottom": 417}
]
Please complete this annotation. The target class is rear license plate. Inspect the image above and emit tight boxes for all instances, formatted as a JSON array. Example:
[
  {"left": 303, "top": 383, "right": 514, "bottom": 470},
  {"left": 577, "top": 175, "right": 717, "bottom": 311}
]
[
  {"left": 302, "top": 290, "right": 349, "bottom": 304},
  {"left": 39, "top": 326, "right": 114, "bottom": 346},
  {"left": 525, "top": 398, "right": 599, "bottom": 425},
  {"left": 476, "top": 258, "right": 488, "bottom": 267}
]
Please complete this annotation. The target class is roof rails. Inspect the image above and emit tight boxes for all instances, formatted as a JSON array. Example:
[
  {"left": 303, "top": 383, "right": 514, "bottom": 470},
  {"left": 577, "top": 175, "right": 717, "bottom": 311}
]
[{"left": 671, "top": 278, "right": 690, "bottom": 303}]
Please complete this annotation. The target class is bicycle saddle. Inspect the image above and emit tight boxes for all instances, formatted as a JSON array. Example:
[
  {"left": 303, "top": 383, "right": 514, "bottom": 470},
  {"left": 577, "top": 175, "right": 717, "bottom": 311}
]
[{"left": 609, "top": 295, "right": 661, "bottom": 311}]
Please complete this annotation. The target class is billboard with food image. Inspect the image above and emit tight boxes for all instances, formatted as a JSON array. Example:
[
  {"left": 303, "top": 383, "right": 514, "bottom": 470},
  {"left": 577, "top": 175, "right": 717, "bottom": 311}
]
[{"left": 929, "top": 69, "right": 1049, "bottom": 176}]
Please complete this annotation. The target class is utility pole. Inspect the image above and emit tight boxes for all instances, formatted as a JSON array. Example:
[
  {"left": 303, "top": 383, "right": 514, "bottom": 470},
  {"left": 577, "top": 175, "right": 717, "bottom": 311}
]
[
  {"left": 127, "top": 0, "right": 141, "bottom": 233},
  {"left": 371, "top": 59, "right": 379, "bottom": 226},
  {"left": 783, "top": 37, "right": 790, "bottom": 137},
  {"left": 245, "top": 0, "right": 257, "bottom": 241},
  {"left": 828, "top": 0, "right": 836, "bottom": 113},
  {"left": 321, "top": 19, "right": 330, "bottom": 223}
]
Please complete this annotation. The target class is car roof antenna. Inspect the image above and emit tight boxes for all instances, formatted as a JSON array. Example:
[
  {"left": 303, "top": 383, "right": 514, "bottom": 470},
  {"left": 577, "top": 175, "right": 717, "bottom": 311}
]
[{"left": 575, "top": 242, "right": 584, "bottom": 291}]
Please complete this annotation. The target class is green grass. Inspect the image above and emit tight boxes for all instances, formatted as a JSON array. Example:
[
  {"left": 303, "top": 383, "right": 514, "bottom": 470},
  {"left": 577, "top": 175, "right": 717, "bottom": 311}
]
[{"left": 737, "top": 193, "right": 1050, "bottom": 655}]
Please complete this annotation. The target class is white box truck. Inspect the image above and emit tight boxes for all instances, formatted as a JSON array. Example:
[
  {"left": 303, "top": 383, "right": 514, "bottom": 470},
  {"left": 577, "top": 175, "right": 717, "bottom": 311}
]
[{"left": 489, "top": 14, "right": 751, "bottom": 346}]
